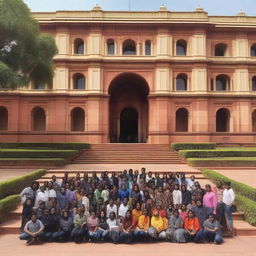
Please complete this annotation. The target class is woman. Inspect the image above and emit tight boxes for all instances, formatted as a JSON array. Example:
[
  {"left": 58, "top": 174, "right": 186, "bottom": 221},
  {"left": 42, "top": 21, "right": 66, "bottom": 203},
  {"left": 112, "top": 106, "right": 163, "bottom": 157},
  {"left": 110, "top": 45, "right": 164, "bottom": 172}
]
[
  {"left": 166, "top": 209, "right": 186, "bottom": 243},
  {"left": 132, "top": 202, "right": 142, "bottom": 226},
  {"left": 172, "top": 184, "right": 182, "bottom": 208},
  {"left": 192, "top": 182, "right": 205, "bottom": 202},
  {"left": 181, "top": 184, "right": 191, "bottom": 206},
  {"left": 98, "top": 211, "right": 109, "bottom": 240},
  {"left": 184, "top": 210, "right": 200, "bottom": 242},
  {"left": 179, "top": 204, "right": 188, "bottom": 222},
  {"left": 87, "top": 210, "right": 101, "bottom": 241},
  {"left": 155, "top": 186, "right": 165, "bottom": 209},
  {"left": 21, "top": 198, "right": 33, "bottom": 231},
  {"left": 118, "top": 210, "right": 134, "bottom": 244},
  {"left": 163, "top": 187, "right": 173, "bottom": 209},
  {"left": 133, "top": 208, "right": 150, "bottom": 241},
  {"left": 107, "top": 211, "right": 120, "bottom": 244},
  {"left": 203, "top": 184, "right": 217, "bottom": 215},
  {"left": 131, "top": 184, "right": 142, "bottom": 207}
]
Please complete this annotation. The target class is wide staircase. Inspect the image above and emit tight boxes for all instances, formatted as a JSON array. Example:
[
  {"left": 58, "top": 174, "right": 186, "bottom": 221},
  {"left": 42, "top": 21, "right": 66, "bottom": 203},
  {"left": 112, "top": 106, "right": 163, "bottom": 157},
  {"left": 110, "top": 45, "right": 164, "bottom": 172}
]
[{"left": 72, "top": 144, "right": 184, "bottom": 164}]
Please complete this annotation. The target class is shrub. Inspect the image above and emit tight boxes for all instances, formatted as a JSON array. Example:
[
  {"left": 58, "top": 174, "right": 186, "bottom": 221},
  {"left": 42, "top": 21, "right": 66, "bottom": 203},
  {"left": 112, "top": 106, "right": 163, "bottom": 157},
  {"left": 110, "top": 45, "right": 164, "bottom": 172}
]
[
  {"left": 0, "top": 169, "right": 46, "bottom": 200},
  {"left": 201, "top": 169, "right": 256, "bottom": 201},
  {"left": 0, "top": 195, "right": 20, "bottom": 223},
  {"left": 171, "top": 143, "right": 216, "bottom": 151}
]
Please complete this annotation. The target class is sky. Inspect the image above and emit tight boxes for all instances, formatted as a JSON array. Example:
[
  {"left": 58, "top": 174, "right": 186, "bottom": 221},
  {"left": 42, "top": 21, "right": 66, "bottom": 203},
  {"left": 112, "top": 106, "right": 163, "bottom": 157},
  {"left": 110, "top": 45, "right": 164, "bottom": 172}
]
[{"left": 23, "top": 0, "right": 256, "bottom": 16}]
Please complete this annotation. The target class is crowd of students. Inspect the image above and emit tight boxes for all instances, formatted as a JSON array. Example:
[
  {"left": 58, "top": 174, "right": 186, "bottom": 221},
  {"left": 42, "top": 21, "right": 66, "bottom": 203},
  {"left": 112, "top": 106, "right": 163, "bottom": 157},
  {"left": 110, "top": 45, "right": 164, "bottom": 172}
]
[{"left": 19, "top": 168, "right": 235, "bottom": 245}]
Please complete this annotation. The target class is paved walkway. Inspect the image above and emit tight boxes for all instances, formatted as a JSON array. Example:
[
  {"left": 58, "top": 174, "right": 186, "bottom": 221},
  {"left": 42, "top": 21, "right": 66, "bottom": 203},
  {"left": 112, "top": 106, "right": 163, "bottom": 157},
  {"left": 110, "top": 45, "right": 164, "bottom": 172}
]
[
  {"left": 0, "top": 169, "right": 35, "bottom": 182},
  {"left": 214, "top": 169, "right": 256, "bottom": 188},
  {"left": 1, "top": 235, "right": 256, "bottom": 256}
]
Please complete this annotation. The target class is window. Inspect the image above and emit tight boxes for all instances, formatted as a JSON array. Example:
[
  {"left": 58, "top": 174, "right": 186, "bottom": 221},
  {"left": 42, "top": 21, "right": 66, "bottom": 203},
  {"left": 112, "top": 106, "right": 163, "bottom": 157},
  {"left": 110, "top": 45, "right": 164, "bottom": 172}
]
[
  {"left": 216, "top": 108, "right": 230, "bottom": 132},
  {"left": 252, "top": 76, "right": 256, "bottom": 91},
  {"left": 250, "top": 44, "right": 256, "bottom": 57},
  {"left": 73, "top": 74, "right": 86, "bottom": 90},
  {"left": 145, "top": 40, "right": 151, "bottom": 55},
  {"left": 175, "top": 108, "right": 189, "bottom": 132},
  {"left": 74, "top": 38, "right": 84, "bottom": 54},
  {"left": 107, "top": 39, "right": 115, "bottom": 55},
  {"left": 0, "top": 106, "right": 8, "bottom": 131},
  {"left": 215, "top": 43, "right": 227, "bottom": 56},
  {"left": 32, "top": 107, "right": 46, "bottom": 131},
  {"left": 216, "top": 75, "right": 230, "bottom": 91},
  {"left": 122, "top": 39, "right": 136, "bottom": 55},
  {"left": 176, "top": 74, "right": 188, "bottom": 91},
  {"left": 34, "top": 83, "right": 46, "bottom": 90},
  {"left": 176, "top": 40, "right": 187, "bottom": 56},
  {"left": 252, "top": 110, "right": 256, "bottom": 132},
  {"left": 71, "top": 107, "right": 85, "bottom": 131}
]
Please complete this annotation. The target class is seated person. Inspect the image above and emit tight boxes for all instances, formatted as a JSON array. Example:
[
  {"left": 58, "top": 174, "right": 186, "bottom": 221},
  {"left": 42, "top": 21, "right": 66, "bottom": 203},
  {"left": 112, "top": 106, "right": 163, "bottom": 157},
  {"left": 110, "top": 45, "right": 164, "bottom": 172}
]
[
  {"left": 184, "top": 210, "right": 200, "bottom": 242},
  {"left": 133, "top": 208, "right": 150, "bottom": 241}
]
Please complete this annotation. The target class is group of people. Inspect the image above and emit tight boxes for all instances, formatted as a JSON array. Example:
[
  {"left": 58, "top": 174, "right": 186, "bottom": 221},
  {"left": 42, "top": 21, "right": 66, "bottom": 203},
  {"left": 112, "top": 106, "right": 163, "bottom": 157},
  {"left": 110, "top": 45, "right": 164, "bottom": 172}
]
[{"left": 19, "top": 168, "right": 235, "bottom": 245}]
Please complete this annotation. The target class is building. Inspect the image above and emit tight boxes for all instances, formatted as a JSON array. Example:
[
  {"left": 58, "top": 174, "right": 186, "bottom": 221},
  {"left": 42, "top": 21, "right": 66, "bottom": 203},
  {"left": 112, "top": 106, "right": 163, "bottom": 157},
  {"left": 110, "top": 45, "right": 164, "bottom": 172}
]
[{"left": 1, "top": 5, "right": 256, "bottom": 144}]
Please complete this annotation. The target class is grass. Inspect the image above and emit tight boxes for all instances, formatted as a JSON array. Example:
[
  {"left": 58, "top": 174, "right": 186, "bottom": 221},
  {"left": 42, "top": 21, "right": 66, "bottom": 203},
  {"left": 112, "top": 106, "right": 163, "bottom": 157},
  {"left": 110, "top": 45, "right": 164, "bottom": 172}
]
[{"left": 216, "top": 147, "right": 256, "bottom": 151}]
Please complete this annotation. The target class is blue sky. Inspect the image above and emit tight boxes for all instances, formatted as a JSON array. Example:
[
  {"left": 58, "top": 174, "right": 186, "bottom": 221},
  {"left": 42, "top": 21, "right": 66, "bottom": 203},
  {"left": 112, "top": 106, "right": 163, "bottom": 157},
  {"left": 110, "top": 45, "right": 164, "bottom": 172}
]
[{"left": 23, "top": 0, "right": 255, "bottom": 16}]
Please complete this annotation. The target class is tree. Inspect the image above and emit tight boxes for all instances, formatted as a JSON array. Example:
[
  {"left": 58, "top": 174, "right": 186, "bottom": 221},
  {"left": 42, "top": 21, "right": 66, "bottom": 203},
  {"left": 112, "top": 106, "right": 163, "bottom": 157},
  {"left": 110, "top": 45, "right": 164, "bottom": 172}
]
[{"left": 0, "top": 0, "right": 58, "bottom": 89}]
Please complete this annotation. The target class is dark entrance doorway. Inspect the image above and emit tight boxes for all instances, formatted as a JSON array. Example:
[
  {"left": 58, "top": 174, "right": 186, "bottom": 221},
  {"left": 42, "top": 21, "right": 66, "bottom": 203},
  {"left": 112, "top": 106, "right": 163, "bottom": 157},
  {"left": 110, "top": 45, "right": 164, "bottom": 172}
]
[{"left": 120, "top": 108, "right": 138, "bottom": 143}]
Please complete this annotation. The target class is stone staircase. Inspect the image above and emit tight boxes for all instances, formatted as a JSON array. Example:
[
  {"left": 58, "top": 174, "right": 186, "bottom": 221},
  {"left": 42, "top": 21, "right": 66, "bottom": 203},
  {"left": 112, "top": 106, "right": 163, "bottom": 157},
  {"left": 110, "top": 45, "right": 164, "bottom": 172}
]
[{"left": 72, "top": 144, "right": 184, "bottom": 164}]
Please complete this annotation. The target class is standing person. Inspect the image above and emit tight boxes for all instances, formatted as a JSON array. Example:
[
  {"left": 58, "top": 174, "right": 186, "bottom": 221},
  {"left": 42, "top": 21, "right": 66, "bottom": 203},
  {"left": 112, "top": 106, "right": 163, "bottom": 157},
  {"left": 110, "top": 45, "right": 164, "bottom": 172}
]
[
  {"left": 57, "top": 187, "right": 68, "bottom": 210},
  {"left": 184, "top": 210, "right": 200, "bottom": 242},
  {"left": 223, "top": 181, "right": 235, "bottom": 236},
  {"left": 20, "top": 182, "right": 38, "bottom": 204},
  {"left": 118, "top": 197, "right": 130, "bottom": 220},
  {"left": 181, "top": 184, "right": 191, "bottom": 206},
  {"left": 203, "top": 184, "right": 217, "bottom": 215},
  {"left": 106, "top": 199, "right": 118, "bottom": 218},
  {"left": 118, "top": 184, "right": 130, "bottom": 203},
  {"left": 172, "top": 184, "right": 182, "bottom": 208},
  {"left": 133, "top": 208, "right": 150, "bottom": 241},
  {"left": 21, "top": 199, "right": 33, "bottom": 231},
  {"left": 34, "top": 186, "right": 48, "bottom": 208}
]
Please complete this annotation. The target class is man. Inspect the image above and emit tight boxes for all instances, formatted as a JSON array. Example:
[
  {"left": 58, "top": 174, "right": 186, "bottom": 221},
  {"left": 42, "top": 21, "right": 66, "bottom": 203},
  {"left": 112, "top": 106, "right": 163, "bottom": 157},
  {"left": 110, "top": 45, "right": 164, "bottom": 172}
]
[
  {"left": 106, "top": 199, "right": 118, "bottom": 218},
  {"left": 20, "top": 182, "right": 38, "bottom": 204},
  {"left": 19, "top": 214, "right": 44, "bottom": 245},
  {"left": 118, "top": 197, "right": 130, "bottom": 220},
  {"left": 195, "top": 214, "right": 223, "bottom": 244},
  {"left": 34, "top": 186, "right": 48, "bottom": 208},
  {"left": 223, "top": 181, "right": 235, "bottom": 236},
  {"left": 191, "top": 200, "right": 208, "bottom": 228},
  {"left": 118, "top": 184, "right": 130, "bottom": 203}
]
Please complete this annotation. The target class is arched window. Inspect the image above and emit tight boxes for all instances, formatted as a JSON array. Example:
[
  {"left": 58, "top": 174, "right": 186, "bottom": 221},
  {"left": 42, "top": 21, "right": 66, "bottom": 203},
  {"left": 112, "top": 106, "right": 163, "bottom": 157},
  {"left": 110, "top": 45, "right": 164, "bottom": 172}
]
[
  {"left": 71, "top": 107, "right": 85, "bottom": 131},
  {"left": 73, "top": 74, "right": 86, "bottom": 90},
  {"left": 175, "top": 108, "right": 189, "bottom": 132},
  {"left": 216, "top": 75, "right": 230, "bottom": 91},
  {"left": 0, "top": 106, "right": 8, "bottom": 131},
  {"left": 215, "top": 43, "right": 227, "bottom": 56},
  {"left": 32, "top": 107, "right": 46, "bottom": 131},
  {"left": 216, "top": 108, "right": 230, "bottom": 132},
  {"left": 250, "top": 44, "right": 256, "bottom": 57},
  {"left": 122, "top": 39, "right": 136, "bottom": 55},
  {"left": 176, "top": 73, "right": 188, "bottom": 91},
  {"left": 107, "top": 39, "right": 115, "bottom": 55},
  {"left": 252, "top": 76, "right": 256, "bottom": 91},
  {"left": 252, "top": 110, "right": 256, "bottom": 132},
  {"left": 145, "top": 40, "right": 151, "bottom": 55},
  {"left": 176, "top": 40, "right": 187, "bottom": 56},
  {"left": 74, "top": 38, "right": 84, "bottom": 54}
]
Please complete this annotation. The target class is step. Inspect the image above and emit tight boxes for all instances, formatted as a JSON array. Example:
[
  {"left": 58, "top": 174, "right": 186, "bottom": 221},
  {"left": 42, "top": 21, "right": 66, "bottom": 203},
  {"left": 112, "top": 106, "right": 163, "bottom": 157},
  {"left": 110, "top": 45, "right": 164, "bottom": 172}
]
[
  {"left": 0, "top": 219, "right": 20, "bottom": 235},
  {"left": 234, "top": 220, "right": 256, "bottom": 236}
]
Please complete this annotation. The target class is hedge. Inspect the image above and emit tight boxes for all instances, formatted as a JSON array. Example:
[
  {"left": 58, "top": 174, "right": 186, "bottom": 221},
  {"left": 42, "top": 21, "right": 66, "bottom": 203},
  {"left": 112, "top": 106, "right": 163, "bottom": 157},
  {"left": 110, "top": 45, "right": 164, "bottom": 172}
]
[
  {"left": 179, "top": 150, "right": 256, "bottom": 158},
  {"left": 171, "top": 143, "right": 216, "bottom": 151},
  {"left": 0, "top": 169, "right": 46, "bottom": 200},
  {"left": 0, "top": 143, "right": 90, "bottom": 150},
  {"left": 0, "top": 149, "right": 78, "bottom": 158},
  {"left": 201, "top": 169, "right": 256, "bottom": 201},
  {"left": 188, "top": 157, "right": 256, "bottom": 167},
  {"left": 0, "top": 195, "right": 20, "bottom": 223}
]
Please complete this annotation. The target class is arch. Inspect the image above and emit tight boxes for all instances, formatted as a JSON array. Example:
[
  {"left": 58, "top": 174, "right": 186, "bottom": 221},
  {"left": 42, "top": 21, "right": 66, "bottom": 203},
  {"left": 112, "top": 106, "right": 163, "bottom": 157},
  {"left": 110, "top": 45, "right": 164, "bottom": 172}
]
[
  {"left": 74, "top": 38, "right": 84, "bottom": 54},
  {"left": 216, "top": 75, "right": 230, "bottom": 91},
  {"left": 145, "top": 40, "right": 151, "bottom": 55},
  {"left": 250, "top": 43, "right": 256, "bottom": 57},
  {"left": 122, "top": 39, "right": 136, "bottom": 55},
  {"left": 175, "top": 108, "right": 189, "bottom": 132},
  {"left": 176, "top": 39, "right": 187, "bottom": 56},
  {"left": 32, "top": 107, "right": 46, "bottom": 131},
  {"left": 73, "top": 73, "right": 86, "bottom": 90},
  {"left": 0, "top": 106, "right": 8, "bottom": 131},
  {"left": 176, "top": 73, "right": 188, "bottom": 91},
  {"left": 107, "top": 38, "right": 115, "bottom": 55},
  {"left": 216, "top": 108, "right": 230, "bottom": 132},
  {"left": 71, "top": 107, "right": 85, "bottom": 131},
  {"left": 215, "top": 43, "right": 227, "bottom": 56},
  {"left": 252, "top": 110, "right": 256, "bottom": 132},
  {"left": 252, "top": 76, "right": 256, "bottom": 91}
]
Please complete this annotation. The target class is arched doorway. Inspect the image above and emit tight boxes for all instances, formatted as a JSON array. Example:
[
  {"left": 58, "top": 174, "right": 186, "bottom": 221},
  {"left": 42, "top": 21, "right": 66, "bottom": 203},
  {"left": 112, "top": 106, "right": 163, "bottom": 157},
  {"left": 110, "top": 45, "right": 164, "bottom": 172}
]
[
  {"left": 109, "top": 73, "right": 149, "bottom": 143},
  {"left": 216, "top": 108, "right": 230, "bottom": 132}
]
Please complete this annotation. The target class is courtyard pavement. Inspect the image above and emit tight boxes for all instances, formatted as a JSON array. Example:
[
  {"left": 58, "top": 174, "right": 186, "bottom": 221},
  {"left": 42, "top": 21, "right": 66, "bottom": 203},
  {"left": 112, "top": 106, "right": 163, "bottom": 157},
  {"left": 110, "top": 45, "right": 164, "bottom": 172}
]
[{"left": 0, "top": 169, "right": 35, "bottom": 182}]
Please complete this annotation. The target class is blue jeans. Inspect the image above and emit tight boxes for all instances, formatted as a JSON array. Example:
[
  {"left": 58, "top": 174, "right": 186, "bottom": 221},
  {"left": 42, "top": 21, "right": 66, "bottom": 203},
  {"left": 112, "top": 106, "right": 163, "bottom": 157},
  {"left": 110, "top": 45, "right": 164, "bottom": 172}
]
[
  {"left": 89, "top": 230, "right": 102, "bottom": 240},
  {"left": 133, "top": 230, "right": 147, "bottom": 241},
  {"left": 70, "top": 226, "right": 88, "bottom": 242},
  {"left": 19, "top": 232, "right": 44, "bottom": 240},
  {"left": 51, "top": 230, "right": 71, "bottom": 241},
  {"left": 224, "top": 204, "right": 233, "bottom": 227},
  {"left": 195, "top": 230, "right": 222, "bottom": 244}
]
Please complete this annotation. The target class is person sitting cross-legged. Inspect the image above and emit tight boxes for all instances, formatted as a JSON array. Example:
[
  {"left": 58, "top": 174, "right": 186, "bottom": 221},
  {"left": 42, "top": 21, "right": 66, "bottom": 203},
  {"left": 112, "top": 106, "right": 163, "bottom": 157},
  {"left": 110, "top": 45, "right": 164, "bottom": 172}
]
[
  {"left": 19, "top": 214, "right": 45, "bottom": 245},
  {"left": 184, "top": 210, "right": 200, "bottom": 242},
  {"left": 133, "top": 208, "right": 150, "bottom": 241}
]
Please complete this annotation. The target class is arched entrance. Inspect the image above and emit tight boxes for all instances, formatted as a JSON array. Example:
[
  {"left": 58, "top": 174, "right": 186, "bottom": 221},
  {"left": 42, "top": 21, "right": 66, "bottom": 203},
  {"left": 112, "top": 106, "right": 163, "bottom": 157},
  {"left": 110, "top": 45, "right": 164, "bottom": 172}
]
[{"left": 109, "top": 73, "right": 149, "bottom": 143}]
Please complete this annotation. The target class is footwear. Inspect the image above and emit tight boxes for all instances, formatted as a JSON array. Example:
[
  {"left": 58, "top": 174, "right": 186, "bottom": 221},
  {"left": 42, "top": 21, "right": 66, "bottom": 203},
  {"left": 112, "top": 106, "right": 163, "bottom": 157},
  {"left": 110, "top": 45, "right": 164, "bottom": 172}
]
[{"left": 26, "top": 238, "right": 34, "bottom": 246}]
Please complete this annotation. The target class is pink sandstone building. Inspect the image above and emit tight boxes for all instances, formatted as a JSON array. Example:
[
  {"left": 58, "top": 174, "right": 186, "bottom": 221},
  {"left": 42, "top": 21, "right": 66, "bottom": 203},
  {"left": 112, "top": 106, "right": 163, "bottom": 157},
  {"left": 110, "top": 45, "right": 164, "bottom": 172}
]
[{"left": 1, "top": 5, "right": 256, "bottom": 144}]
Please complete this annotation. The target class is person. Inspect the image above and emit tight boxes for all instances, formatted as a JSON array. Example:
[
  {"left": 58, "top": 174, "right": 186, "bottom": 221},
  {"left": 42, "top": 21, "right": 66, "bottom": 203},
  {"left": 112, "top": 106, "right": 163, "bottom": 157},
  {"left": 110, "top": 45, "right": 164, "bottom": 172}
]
[
  {"left": 71, "top": 206, "right": 88, "bottom": 243},
  {"left": 81, "top": 192, "right": 90, "bottom": 213},
  {"left": 118, "top": 210, "right": 134, "bottom": 244},
  {"left": 203, "top": 184, "right": 217, "bottom": 215},
  {"left": 184, "top": 210, "right": 200, "bottom": 242},
  {"left": 223, "top": 181, "right": 235, "bottom": 236},
  {"left": 181, "top": 184, "right": 191, "bottom": 206},
  {"left": 51, "top": 210, "right": 73, "bottom": 242},
  {"left": 87, "top": 210, "right": 101, "bottom": 241},
  {"left": 166, "top": 209, "right": 186, "bottom": 243},
  {"left": 107, "top": 211, "right": 120, "bottom": 244},
  {"left": 19, "top": 214, "right": 45, "bottom": 245},
  {"left": 101, "top": 185, "right": 110, "bottom": 203},
  {"left": 179, "top": 204, "right": 188, "bottom": 222},
  {"left": 214, "top": 181, "right": 226, "bottom": 231},
  {"left": 98, "top": 210, "right": 109, "bottom": 240},
  {"left": 21, "top": 199, "right": 33, "bottom": 231},
  {"left": 34, "top": 186, "right": 48, "bottom": 208},
  {"left": 132, "top": 202, "right": 142, "bottom": 226},
  {"left": 20, "top": 182, "right": 38, "bottom": 204},
  {"left": 191, "top": 182, "right": 205, "bottom": 202},
  {"left": 172, "top": 184, "right": 182, "bottom": 208},
  {"left": 195, "top": 214, "right": 223, "bottom": 244},
  {"left": 118, "top": 184, "right": 130, "bottom": 203},
  {"left": 118, "top": 197, "right": 130, "bottom": 219},
  {"left": 148, "top": 209, "right": 168, "bottom": 240},
  {"left": 106, "top": 199, "right": 117, "bottom": 218},
  {"left": 133, "top": 208, "right": 150, "bottom": 241},
  {"left": 187, "top": 175, "right": 196, "bottom": 191},
  {"left": 191, "top": 200, "right": 208, "bottom": 228}
]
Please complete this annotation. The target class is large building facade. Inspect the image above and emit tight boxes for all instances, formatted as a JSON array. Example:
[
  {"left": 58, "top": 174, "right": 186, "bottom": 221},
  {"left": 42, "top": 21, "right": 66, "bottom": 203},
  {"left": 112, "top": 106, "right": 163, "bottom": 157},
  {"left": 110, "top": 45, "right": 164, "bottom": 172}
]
[{"left": 1, "top": 6, "right": 256, "bottom": 144}]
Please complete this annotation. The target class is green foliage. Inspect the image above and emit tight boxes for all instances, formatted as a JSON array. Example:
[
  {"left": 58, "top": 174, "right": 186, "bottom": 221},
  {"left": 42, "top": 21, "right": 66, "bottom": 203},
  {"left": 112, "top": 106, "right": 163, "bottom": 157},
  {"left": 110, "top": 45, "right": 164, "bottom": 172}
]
[
  {"left": 171, "top": 143, "right": 216, "bottom": 151},
  {"left": 0, "top": 0, "right": 57, "bottom": 89},
  {"left": 0, "top": 195, "right": 20, "bottom": 223},
  {"left": 188, "top": 158, "right": 256, "bottom": 167},
  {"left": 201, "top": 169, "right": 256, "bottom": 201},
  {"left": 0, "top": 158, "right": 66, "bottom": 167},
  {"left": 0, "top": 169, "right": 46, "bottom": 199},
  {"left": 179, "top": 149, "right": 256, "bottom": 158}
]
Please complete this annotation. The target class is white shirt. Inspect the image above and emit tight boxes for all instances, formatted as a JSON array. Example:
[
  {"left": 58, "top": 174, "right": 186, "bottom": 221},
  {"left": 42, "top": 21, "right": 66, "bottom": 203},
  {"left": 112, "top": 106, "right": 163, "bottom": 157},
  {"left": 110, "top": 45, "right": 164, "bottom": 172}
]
[
  {"left": 107, "top": 218, "right": 118, "bottom": 230},
  {"left": 187, "top": 179, "right": 196, "bottom": 191},
  {"left": 118, "top": 203, "right": 129, "bottom": 218},
  {"left": 173, "top": 190, "right": 182, "bottom": 205},
  {"left": 223, "top": 188, "right": 235, "bottom": 205},
  {"left": 101, "top": 190, "right": 110, "bottom": 202},
  {"left": 35, "top": 191, "right": 48, "bottom": 208},
  {"left": 82, "top": 196, "right": 90, "bottom": 212},
  {"left": 106, "top": 204, "right": 118, "bottom": 218},
  {"left": 48, "top": 189, "right": 57, "bottom": 198}
]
